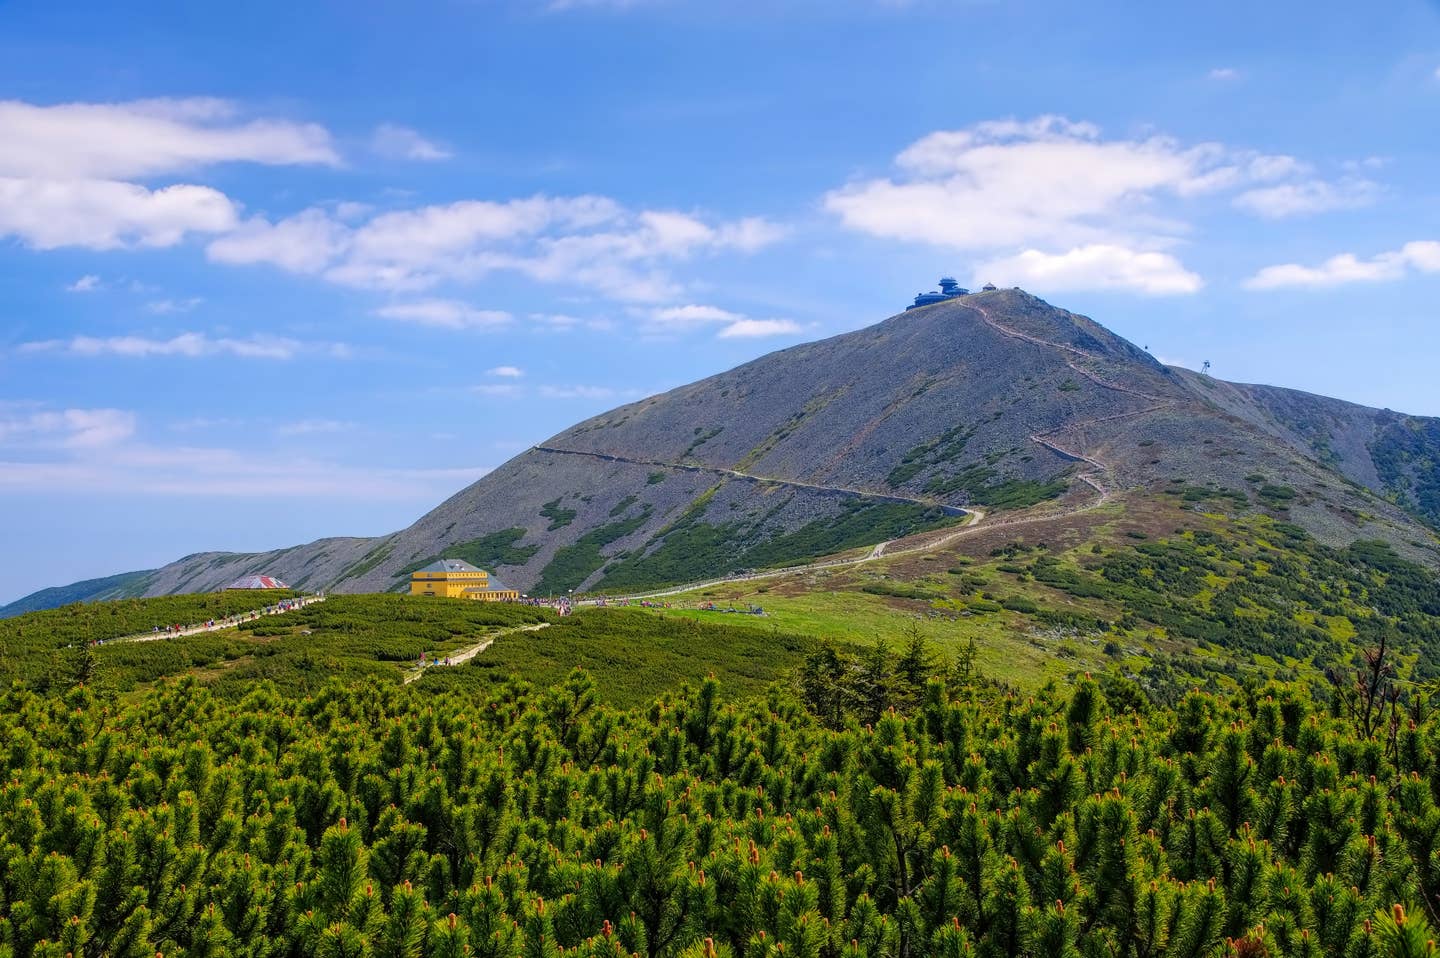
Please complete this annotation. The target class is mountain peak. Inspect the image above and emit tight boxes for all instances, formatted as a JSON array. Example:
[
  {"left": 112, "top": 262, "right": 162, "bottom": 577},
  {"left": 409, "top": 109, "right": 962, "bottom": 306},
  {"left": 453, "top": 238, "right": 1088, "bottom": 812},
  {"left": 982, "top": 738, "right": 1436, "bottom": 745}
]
[{"left": 14, "top": 290, "right": 1440, "bottom": 610}]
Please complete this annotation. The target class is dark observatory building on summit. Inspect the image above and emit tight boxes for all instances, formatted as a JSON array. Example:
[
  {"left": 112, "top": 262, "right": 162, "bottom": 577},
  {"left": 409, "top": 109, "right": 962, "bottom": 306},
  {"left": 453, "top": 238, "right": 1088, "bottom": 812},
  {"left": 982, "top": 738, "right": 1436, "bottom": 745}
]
[{"left": 907, "top": 277, "right": 970, "bottom": 309}]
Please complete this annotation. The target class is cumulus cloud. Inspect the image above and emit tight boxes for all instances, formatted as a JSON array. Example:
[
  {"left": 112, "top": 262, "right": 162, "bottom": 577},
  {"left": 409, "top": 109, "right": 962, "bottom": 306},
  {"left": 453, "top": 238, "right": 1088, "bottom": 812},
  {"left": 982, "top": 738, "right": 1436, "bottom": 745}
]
[
  {"left": 67, "top": 274, "right": 101, "bottom": 292},
  {"left": 1245, "top": 240, "right": 1440, "bottom": 290},
  {"left": 207, "top": 209, "right": 350, "bottom": 273},
  {"left": 371, "top": 123, "right": 452, "bottom": 161},
  {"left": 374, "top": 300, "right": 513, "bottom": 329},
  {"left": 824, "top": 115, "right": 1379, "bottom": 294},
  {"left": 0, "top": 178, "right": 237, "bottom": 249},
  {"left": 975, "top": 245, "right": 1203, "bottom": 295},
  {"left": 486, "top": 365, "right": 524, "bottom": 378},
  {"left": 0, "top": 98, "right": 336, "bottom": 252},
  {"left": 0, "top": 97, "right": 338, "bottom": 179},
  {"left": 17, "top": 331, "right": 330, "bottom": 360},
  {"left": 207, "top": 195, "right": 783, "bottom": 302}
]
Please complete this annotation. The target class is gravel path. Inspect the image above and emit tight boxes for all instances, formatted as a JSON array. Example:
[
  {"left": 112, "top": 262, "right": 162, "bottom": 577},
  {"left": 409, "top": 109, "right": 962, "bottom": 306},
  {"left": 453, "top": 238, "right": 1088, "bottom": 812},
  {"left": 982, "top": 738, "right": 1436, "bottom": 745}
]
[
  {"left": 104, "top": 595, "right": 327, "bottom": 646},
  {"left": 402, "top": 621, "right": 551, "bottom": 685}
]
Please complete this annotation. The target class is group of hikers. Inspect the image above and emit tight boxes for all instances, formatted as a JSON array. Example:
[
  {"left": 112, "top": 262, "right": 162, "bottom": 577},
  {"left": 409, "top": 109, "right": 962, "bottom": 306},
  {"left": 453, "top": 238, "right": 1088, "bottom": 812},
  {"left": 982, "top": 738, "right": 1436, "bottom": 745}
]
[
  {"left": 108, "top": 594, "right": 325, "bottom": 646},
  {"left": 518, "top": 596, "right": 575, "bottom": 615},
  {"left": 147, "top": 596, "right": 316, "bottom": 637}
]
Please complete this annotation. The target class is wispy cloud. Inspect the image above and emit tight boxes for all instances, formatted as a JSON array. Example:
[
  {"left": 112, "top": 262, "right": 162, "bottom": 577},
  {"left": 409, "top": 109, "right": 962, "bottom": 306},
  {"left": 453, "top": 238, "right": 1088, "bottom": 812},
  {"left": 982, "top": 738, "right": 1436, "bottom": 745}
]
[
  {"left": 0, "top": 402, "right": 484, "bottom": 497},
  {"left": 716, "top": 318, "right": 803, "bottom": 338},
  {"left": 647, "top": 303, "right": 804, "bottom": 338},
  {"left": 538, "top": 384, "right": 642, "bottom": 400},
  {"left": 17, "top": 331, "right": 348, "bottom": 360},
  {"left": 1233, "top": 178, "right": 1378, "bottom": 218},
  {"left": 0, "top": 406, "right": 136, "bottom": 448},
  {"left": 145, "top": 296, "right": 203, "bottom": 314},
  {"left": 1245, "top": 240, "right": 1440, "bottom": 290},
  {"left": 472, "top": 383, "right": 523, "bottom": 397},
  {"left": 371, "top": 123, "right": 452, "bottom": 161},
  {"left": 374, "top": 300, "right": 513, "bottom": 329},
  {"left": 1208, "top": 67, "right": 1240, "bottom": 81},
  {"left": 275, "top": 419, "right": 355, "bottom": 436},
  {"left": 67, "top": 274, "right": 101, "bottom": 292},
  {"left": 486, "top": 365, "right": 524, "bottom": 378}
]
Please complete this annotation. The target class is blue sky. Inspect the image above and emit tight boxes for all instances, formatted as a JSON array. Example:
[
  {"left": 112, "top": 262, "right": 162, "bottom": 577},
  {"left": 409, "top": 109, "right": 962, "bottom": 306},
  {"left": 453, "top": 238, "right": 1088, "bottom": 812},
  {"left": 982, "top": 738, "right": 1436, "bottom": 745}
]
[{"left": 2, "top": 0, "right": 1438, "bottom": 602}]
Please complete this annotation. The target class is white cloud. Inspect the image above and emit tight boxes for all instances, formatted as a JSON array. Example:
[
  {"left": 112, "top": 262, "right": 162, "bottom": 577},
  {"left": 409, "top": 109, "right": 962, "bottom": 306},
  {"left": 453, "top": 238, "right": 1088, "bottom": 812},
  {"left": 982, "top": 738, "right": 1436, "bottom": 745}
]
[
  {"left": 206, "top": 195, "right": 782, "bottom": 303},
  {"left": 0, "top": 178, "right": 238, "bottom": 249},
  {"left": 145, "top": 296, "right": 203, "bottom": 314},
  {"left": 18, "top": 331, "right": 320, "bottom": 360},
  {"left": 975, "top": 245, "right": 1204, "bottom": 295},
  {"left": 650, "top": 304, "right": 746, "bottom": 326},
  {"left": 1245, "top": 240, "right": 1440, "bottom": 290},
  {"left": 0, "top": 407, "right": 136, "bottom": 448},
  {"left": 824, "top": 115, "right": 1380, "bottom": 294},
  {"left": 371, "top": 123, "right": 452, "bottom": 161},
  {"left": 1208, "top": 67, "right": 1240, "bottom": 81},
  {"left": 487, "top": 365, "right": 524, "bottom": 378},
  {"left": 275, "top": 419, "right": 354, "bottom": 436},
  {"left": 374, "top": 300, "right": 513, "bottom": 329},
  {"left": 0, "top": 98, "right": 336, "bottom": 254},
  {"left": 647, "top": 303, "right": 803, "bottom": 338},
  {"left": 206, "top": 209, "right": 350, "bottom": 273},
  {"left": 824, "top": 116, "right": 1233, "bottom": 251},
  {"left": 1233, "top": 178, "right": 1378, "bottom": 218},
  {"left": 0, "top": 97, "right": 338, "bottom": 179},
  {"left": 716, "top": 318, "right": 804, "bottom": 338},
  {"left": 67, "top": 274, "right": 101, "bottom": 292}
]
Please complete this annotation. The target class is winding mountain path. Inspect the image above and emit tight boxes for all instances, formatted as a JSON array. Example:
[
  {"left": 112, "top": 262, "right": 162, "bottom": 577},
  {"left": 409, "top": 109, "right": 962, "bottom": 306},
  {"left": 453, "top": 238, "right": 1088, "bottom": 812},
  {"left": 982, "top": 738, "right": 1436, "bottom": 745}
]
[
  {"left": 960, "top": 300, "right": 1177, "bottom": 503},
  {"left": 402, "top": 621, "right": 551, "bottom": 685},
  {"left": 533, "top": 445, "right": 970, "bottom": 517},
  {"left": 576, "top": 301, "right": 1185, "bottom": 603}
]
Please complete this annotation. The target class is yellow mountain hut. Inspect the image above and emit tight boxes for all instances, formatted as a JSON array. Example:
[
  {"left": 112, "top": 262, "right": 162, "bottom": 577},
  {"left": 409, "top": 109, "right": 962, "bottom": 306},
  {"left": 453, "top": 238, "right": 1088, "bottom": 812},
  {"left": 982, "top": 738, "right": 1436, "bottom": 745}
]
[{"left": 409, "top": 559, "right": 519, "bottom": 602}]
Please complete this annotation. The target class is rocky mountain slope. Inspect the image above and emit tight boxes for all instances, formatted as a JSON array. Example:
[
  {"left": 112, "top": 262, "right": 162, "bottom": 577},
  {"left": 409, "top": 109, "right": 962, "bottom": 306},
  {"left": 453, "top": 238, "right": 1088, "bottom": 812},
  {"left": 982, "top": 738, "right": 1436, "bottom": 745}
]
[{"left": 17, "top": 288, "right": 1440, "bottom": 609}]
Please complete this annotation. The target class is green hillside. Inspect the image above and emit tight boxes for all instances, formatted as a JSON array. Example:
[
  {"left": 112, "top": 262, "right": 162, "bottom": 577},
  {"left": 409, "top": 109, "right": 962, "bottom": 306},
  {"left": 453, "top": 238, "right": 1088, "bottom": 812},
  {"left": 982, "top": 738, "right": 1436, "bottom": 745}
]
[{"left": 5, "top": 494, "right": 1440, "bottom": 957}]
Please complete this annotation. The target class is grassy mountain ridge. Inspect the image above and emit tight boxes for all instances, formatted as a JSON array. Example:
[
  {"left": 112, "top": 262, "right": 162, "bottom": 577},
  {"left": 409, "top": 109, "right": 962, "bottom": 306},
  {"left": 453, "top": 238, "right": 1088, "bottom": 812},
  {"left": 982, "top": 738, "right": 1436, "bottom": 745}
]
[{"left": 13, "top": 288, "right": 1440, "bottom": 611}]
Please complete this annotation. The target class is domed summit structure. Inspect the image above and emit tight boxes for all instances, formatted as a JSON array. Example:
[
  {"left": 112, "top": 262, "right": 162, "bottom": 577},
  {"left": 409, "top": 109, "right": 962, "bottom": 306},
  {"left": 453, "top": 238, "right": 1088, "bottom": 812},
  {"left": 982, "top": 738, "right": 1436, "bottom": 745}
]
[{"left": 907, "top": 277, "right": 969, "bottom": 309}]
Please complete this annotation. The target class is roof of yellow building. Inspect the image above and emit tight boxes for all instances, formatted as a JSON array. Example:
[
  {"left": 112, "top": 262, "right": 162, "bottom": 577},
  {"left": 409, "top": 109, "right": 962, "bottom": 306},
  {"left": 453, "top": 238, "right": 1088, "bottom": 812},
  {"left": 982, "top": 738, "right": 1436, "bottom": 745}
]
[{"left": 414, "top": 559, "right": 482, "bottom": 574}]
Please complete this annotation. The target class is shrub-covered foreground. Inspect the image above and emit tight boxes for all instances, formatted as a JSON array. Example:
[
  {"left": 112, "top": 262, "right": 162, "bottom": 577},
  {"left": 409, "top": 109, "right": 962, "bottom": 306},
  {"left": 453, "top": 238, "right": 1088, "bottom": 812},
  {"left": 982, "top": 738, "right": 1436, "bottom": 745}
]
[{"left": 4, "top": 671, "right": 1440, "bottom": 958}]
